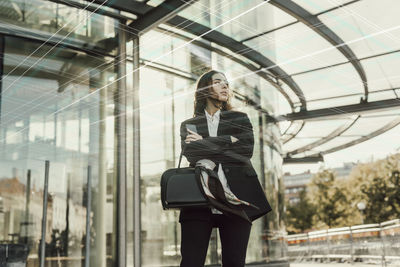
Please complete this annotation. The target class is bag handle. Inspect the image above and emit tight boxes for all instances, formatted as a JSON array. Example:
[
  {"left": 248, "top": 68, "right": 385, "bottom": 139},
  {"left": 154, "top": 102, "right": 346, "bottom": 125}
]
[{"left": 177, "top": 144, "right": 186, "bottom": 169}]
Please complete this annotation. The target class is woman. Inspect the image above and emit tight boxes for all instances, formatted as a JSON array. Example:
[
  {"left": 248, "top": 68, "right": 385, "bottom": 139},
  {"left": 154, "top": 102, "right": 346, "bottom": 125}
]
[{"left": 179, "top": 70, "right": 271, "bottom": 267}]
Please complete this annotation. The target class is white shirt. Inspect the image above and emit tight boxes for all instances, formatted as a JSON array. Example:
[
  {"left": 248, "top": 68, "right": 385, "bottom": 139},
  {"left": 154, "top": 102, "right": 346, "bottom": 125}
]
[{"left": 204, "top": 109, "right": 230, "bottom": 214}]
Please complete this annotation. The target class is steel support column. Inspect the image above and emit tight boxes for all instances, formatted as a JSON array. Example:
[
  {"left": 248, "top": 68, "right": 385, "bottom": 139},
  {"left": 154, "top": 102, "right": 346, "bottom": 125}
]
[
  {"left": 0, "top": 35, "right": 4, "bottom": 124},
  {"left": 39, "top": 161, "right": 50, "bottom": 267},
  {"left": 116, "top": 22, "right": 128, "bottom": 267},
  {"left": 131, "top": 37, "right": 141, "bottom": 267}
]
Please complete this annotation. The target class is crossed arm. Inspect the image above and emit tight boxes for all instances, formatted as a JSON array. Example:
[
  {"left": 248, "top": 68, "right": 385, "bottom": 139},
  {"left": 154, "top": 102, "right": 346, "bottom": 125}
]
[{"left": 180, "top": 114, "right": 254, "bottom": 165}]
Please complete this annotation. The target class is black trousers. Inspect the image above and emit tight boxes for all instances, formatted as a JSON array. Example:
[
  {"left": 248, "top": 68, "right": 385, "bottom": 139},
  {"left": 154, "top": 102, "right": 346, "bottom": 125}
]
[{"left": 180, "top": 213, "right": 252, "bottom": 267}]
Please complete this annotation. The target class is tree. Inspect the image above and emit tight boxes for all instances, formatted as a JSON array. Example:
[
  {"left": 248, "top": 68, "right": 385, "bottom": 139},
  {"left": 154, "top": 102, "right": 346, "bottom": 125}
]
[
  {"left": 359, "top": 171, "right": 400, "bottom": 223},
  {"left": 285, "top": 154, "right": 400, "bottom": 232},
  {"left": 348, "top": 154, "right": 400, "bottom": 224},
  {"left": 307, "top": 170, "right": 353, "bottom": 228},
  {"left": 285, "top": 189, "right": 315, "bottom": 234}
]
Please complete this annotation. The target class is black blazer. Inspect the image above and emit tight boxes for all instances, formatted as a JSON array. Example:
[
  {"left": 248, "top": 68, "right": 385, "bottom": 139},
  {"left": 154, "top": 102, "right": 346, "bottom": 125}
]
[{"left": 179, "top": 110, "right": 271, "bottom": 222}]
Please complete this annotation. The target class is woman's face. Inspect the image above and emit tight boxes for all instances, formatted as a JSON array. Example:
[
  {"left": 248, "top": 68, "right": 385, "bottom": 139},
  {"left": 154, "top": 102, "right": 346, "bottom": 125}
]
[{"left": 209, "top": 73, "right": 229, "bottom": 102}]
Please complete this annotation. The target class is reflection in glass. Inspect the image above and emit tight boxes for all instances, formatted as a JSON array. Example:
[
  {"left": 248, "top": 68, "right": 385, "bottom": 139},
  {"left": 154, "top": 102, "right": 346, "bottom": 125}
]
[
  {"left": 0, "top": 36, "right": 118, "bottom": 266},
  {"left": 0, "top": 0, "right": 117, "bottom": 52}
]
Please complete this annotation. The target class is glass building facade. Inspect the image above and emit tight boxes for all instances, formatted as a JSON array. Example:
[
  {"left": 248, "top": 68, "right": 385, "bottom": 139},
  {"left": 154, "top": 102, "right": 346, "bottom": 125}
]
[
  {"left": 2, "top": 0, "right": 400, "bottom": 266},
  {"left": 0, "top": 0, "right": 289, "bottom": 266}
]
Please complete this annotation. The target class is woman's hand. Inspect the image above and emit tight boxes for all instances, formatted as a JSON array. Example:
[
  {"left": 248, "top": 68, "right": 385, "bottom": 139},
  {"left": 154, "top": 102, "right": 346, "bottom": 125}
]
[
  {"left": 231, "top": 136, "right": 239, "bottom": 143},
  {"left": 185, "top": 129, "right": 203, "bottom": 143}
]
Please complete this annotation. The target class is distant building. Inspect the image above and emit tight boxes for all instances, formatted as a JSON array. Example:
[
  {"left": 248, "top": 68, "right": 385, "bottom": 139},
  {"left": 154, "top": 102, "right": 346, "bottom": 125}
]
[{"left": 284, "top": 163, "right": 356, "bottom": 204}]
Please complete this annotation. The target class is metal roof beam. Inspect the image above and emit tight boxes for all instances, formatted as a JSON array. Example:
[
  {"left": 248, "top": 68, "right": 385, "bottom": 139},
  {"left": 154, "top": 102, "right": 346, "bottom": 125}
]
[
  {"left": 269, "top": 0, "right": 369, "bottom": 101},
  {"left": 166, "top": 16, "right": 307, "bottom": 109},
  {"left": 49, "top": 1, "right": 306, "bottom": 109},
  {"left": 277, "top": 99, "right": 400, "bottom": 122},
  {"left": 155, "top": 27, "right": 295, "bottom": 109},
  {"left": 127, "top": 0, "right": 198, "bottom": 36},
  {"left": 310, "top": 117, "right": 400, "bottom": 155},
  {"left": 241, "top": 0, "right": 361, "bottom": 43},
  {"left": 286, "top": 116, "right": 359, "bottom": 156},
  {"left": 82, "top": 0, "right": 151, "bottom": 16},
  {"left": 283, "top": 155, "right": 324, "bottom": 164},
  {"left": 290, "top": 48, "right": 400, "bottom": 78},
  {"left": 47, "top": 0, "right": 134, "bottom": 21},
  {"left": 282, "top": 121, "right": 305, "bottom": 144}
]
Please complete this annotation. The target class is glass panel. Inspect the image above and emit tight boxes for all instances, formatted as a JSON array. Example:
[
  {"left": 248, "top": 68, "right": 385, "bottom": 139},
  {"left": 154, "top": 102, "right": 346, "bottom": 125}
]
[
  {"left": 283, "top": 137, "right": 321, "bottom": 152},
  {"left": 361, "top": 109, "right": 400, "bottom": 119},
  {"left": 210, "top": 1, "right": 296, "bottom": 41},
  {"left": 139, "top": 67, "right": 193, "bottom": 266},
  {"left": 283, "top": 119, "right": 358, "bottom": 153},
  {"left": 295, "top": 119, "right": 353, "bottom": 138},
  {"left": 292, "top": 63, "right": 364, "bottom": 100},
  {"left": 0, "top": 159, "right": 45, "bottom": 263},
  {"left": 245, "top": 23, "right": 348, "bottom": 75},
  {"left": 319, "top": 0, "right": 400, "bottom": 58},
  {"left": 368, "top": 89, "right": 398, "bottom": 101},
  {"left": 0, "top": 36, "right": 118, "bottom": 266},
  {"left": 140, "top": 30, "right": 192, "bottom": 72},
  {"left": 343, "top": 116, "right": 397, "bottom": 136},
  {"left": 307, "top": 95, "right": 361, "bottom": 110},
  {"left": 270, "top": 82, "right": 293, "bottom": 115},
  {"left": 178, "top": 0, "right": 215, "bottom": 28},
  {"left": 280, "top": 83, "right": 301, "bottom": 110},
  {"left": 311, "top": 136, "right": 361, "bottom": 152},
  {"left": 179, "top": 0, "right": 286, "bottom": 44},
  {"left": 211, "top": 0, "right": 264, "bottom": 41},
  {"left": 292, "top": 0, "right": 355, "bottom": 15},
  {"left": 0, "top": 0, "right": 117, "bottom": 52},
  {"left": 322, "top": 122, "right": 400, "bottom": 166},
  {"left": 282, "top": 121, "right": 304, "bottom": 143},
  {"left": 212, "top": 54, "right": 269, "bottom": 112},
  {"left": 212, "top": 49, "right": 281, "bottom": 114},
  {"left": 277, "top": 95, "right": 292, "bottom": 115},
  {"left": 362, "top": 54, "right": 396, "bottom": 92},
  {"left": 362, "top": 52, "right": 400, "bottom": 91}
]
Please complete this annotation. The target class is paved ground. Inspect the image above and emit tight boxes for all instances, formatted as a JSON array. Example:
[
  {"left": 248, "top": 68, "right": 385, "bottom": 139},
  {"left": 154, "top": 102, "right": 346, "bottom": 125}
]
[{"left": 291, "top": 263, "right": 398, "bottom": 267}]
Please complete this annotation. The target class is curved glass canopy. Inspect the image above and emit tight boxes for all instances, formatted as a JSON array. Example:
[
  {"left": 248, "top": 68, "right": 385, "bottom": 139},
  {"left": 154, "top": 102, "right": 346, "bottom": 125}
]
[{"left": 43, "top": 0, "right": 400, "bottom": 163}]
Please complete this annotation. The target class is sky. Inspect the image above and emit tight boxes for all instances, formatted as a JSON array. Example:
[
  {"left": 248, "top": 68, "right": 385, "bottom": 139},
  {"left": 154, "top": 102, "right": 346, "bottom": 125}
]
[{"left": 282, "top": 123, "right": 400, "bottom": 175}]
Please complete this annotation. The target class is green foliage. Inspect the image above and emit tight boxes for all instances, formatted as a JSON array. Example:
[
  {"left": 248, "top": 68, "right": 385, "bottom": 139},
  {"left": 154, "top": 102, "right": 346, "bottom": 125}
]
[
  {"left": 307, "top": 170, "right": 352, "bottom": 228},
  {"left": 285, "top": 189, "right": 315, "bottom": 234},
  {"left": 286, "top": 154, "right": 400, "bottom": 233},
  {"left": 348, "top": 154, "right": 400, "bottom": 224},
  {"left": 359, "top": 170, "right": 400, "bottom": 223}
]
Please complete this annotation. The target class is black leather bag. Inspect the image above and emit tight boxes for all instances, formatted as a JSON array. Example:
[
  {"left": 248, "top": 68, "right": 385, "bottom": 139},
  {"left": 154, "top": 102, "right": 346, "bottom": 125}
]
[{"left": 160, "top": 148, "right": 209, "bottom": 210}]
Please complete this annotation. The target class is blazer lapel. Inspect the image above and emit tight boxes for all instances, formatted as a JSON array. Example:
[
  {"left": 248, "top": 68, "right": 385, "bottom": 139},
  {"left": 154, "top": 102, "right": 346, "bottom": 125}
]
[
  {"left": 195, "top": 115, "right": 209, "bottom": 138},
  {"left": 217, "top": 111, "right": 230, "bottom": 136}
]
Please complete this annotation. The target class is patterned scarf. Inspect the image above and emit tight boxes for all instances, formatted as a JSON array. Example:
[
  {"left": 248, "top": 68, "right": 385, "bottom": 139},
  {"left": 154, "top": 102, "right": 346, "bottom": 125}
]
[{"left": 195, "top": 159, "right": 259, "bottom": 222}]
